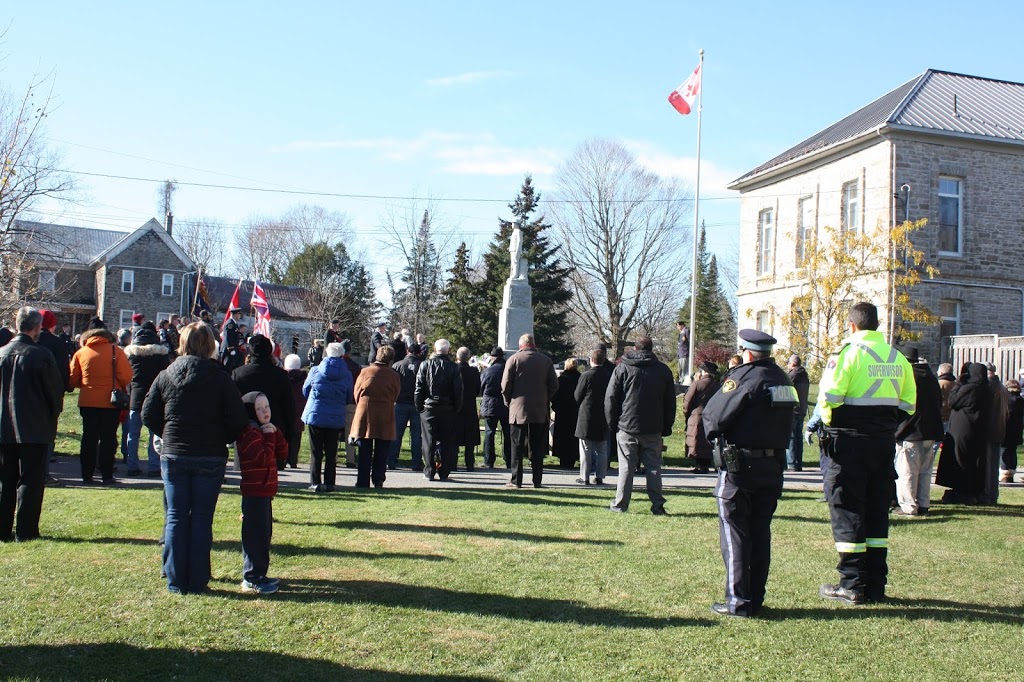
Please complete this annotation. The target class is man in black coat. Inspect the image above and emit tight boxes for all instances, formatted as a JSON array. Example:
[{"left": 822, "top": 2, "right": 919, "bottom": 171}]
[
  {"left": 124, "top": 323, "right": 171, "bottom": 476},
  {"left": 893, "top": 350, "right": 944, "bottom": 516},
  {"left": 703, "top": 329, "right": 796, "bottom": 618},
  {"left": 36, "top": 310, "right": 71, "bottom": 484},
  {"left": 575, "top": 347, "right": 613, "bottom": 485},
  {"left": 415, "top": 338, "right": 463, "bottom": 481},
  {"left": 389, "top": 343, "right": 424, "bottom": 470},
  {"left": 606, "top": 336, "right": 676, "bottom": 514},
  {"left": 0, "top": 307, "right": 64, "bottom": 542},
  {"left": 785, "top": 355, "right": 810, "bottom": 471},
  {"left": 454, "top": 347, "right": 481, "bottom": 471},
  {"left": 370, "top": 322, "right": 388, "bottom": 365},
  {"left": 479, "top": 347, "right": 510, "bottom": 469},
  {"left": 232, "top": 334, "right": 295, "bottom": 469}
]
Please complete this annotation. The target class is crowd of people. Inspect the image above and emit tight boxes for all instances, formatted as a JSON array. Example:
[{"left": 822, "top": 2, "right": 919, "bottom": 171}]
[{"left": 0, "top": 304, "right": 1020, "bottom": 610}]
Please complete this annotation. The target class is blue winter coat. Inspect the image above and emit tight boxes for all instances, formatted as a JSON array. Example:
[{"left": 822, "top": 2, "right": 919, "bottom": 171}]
[{"left": 301, "top": 356, "right": 353, "bottom": 429}]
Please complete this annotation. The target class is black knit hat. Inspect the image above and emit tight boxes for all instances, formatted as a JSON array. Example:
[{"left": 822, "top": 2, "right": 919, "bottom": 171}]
[{"left": 249, "top": 334, "right": 273, "bottom": 358}]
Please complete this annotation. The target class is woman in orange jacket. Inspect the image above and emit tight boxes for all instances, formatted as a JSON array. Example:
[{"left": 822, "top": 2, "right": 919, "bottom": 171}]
[{"left": 70, "top": 320, "right": 133, "bottom": 484}]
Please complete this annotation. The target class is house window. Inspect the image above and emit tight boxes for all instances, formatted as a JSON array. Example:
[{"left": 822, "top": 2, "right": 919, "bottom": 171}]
[
  {"left": 796, "top": 196, "right": 815, "bottom": 265},
  {"left": 38, "top": 270, "right": 56, "bottom": 292},
  {"left": 757, "top": 209, "right": 774, "bottom": 275},
  {"left": 939, "top": 299, "right": 961, "bottom": 363},
  {"left": 120, "top": 309, "right": 135, "bottom": 330},
  {"left": 841, "top": 180, "right": 860, "bottom": 245},
  {"left": 938, "top": 177, "right": 962, "bottom": 255},
  {"left": 121, "top": 270, "right": 135, "bottom": 293},
  {"left": 756, "top": 310, "right": 770, "bottom": 332},
  {"left": 157, "top": 312, "right": 176, "bottom": 326},
  {"left": 162, "top": 273, "right": 174, "bottom": 297}
]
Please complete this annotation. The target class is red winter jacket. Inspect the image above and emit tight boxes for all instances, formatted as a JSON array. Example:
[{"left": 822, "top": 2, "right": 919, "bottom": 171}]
[{"left": 238, "top": 423, "right": 288, "bottom": 497}]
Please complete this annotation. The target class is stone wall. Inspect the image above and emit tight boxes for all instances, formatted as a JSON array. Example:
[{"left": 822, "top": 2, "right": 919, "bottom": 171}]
[{"left": 102, "top": 230, "right": 191, "bottom": 328}]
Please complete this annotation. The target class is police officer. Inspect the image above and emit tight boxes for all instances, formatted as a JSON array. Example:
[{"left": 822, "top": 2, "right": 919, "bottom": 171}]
[
  {"left": 817, "top": 302, "right": 915, "bottom": 606},
  {"left": 703, "top": 329, "right": 797, "bottom": 618},
  {"left": 221, "top": 306, "right": 245, "bottom": 372}
]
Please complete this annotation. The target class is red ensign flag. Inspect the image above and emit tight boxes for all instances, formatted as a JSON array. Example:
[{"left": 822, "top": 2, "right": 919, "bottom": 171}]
[{"left": 668, "top": 63, "right": 702, "bottom": 115}]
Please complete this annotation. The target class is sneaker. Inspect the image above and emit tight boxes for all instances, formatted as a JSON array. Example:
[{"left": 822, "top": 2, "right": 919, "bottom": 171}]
[
  {"left": 308, "top": 484, "right": 324, "bottom": 493},
  {"left": 999, "top": 470, "right": 1014, "bottom": 483},
  {"left": 505, "top": 481, "right": 520, "bottom": 489},
  {"left": 240, "top": 579, "right": 278, "bottom": 595},
  {"left": 575, "top": 478, "right": 590, "bottom": 485},
  {"left": 819, "top": 583, "right": 865, "bottom": 606},
  {"left": 891, "top": 507, "right": 918, "bottom": 517},
  {"left": 608, "top": 505, "right": 627, "bottom": 513}
]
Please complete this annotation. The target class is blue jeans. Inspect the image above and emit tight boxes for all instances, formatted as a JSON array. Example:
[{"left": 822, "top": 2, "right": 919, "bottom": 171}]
[
  {"left": 389, "top": 402, "right": 422, "bottom": 468},
  {"left": 125, "top": 410, "right": 158, "bottom": 472},
  {"left": 786, "top": 414, "right": 804, "bottom": 471},
  {"left": 161, "top": 455, "right": 226, "bottom": 594}
]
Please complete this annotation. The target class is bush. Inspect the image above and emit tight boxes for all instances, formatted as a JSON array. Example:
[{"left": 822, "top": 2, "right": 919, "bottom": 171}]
[{"left": 694, "top": 342, "right": 733, "bottom": 374}]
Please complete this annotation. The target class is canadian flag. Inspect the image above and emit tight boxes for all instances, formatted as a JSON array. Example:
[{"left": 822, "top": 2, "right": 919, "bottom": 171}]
[
  {"left": 221, "top": 280, "right": 241, "bottom": 334},
  {"left": 668, "top": 62, "right": 702, "bottom": 115}
]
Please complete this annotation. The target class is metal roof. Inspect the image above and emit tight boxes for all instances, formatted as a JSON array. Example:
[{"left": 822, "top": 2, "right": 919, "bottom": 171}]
[
  {"left": 204, "top": 275, "right": 317, "bottom": 320},
  {"left": 730, "top": 70, "right": 1024, "bottom": 188},
  {"left": 11, "top": 220, "right": 130, "bottom": 265}
]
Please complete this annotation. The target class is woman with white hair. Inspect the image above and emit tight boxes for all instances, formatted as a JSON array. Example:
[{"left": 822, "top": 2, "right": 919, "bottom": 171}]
[
  {"left": 283, "top": 354, "right": 307, "bottom": 469},
  {"left": 301, "top": 342, "right": 353, "bottom": 492}
]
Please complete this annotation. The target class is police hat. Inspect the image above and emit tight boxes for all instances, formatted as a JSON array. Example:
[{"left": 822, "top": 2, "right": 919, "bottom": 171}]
[{"left": 737, "top": 329, "right": 777, "bottom": 352}]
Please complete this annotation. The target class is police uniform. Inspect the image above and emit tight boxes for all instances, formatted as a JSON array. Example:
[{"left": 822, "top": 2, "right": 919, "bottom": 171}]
[
  {"left": 817, "top": 327, "right": 915, "bottom": 604},
  {"left": 222, "top": 312, "right": 245, "bottom": 372},
  {"left": 702, "top": 330, "right": 797, "bottom": 617}
]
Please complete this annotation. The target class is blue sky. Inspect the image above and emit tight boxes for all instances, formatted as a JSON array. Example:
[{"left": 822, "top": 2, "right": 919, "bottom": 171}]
[{"left": 4, "top": 1, "right": 1022, "bottom": 292}]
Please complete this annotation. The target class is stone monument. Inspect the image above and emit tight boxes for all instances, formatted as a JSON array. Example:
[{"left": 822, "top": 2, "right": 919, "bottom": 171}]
[{"left": 498, "top": 221, "right": 534, "bottom": 354}]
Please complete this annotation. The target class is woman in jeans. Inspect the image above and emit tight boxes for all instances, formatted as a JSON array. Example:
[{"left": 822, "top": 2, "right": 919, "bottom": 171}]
[
  {"left": 301, "top": 342, "right": 353, "bottom": 492},
  {"left": 70, "top": 318, "right": 133, "bottom": 484},
  {"left": 143, "top": 323, "right": 247, "bottom": 595}
]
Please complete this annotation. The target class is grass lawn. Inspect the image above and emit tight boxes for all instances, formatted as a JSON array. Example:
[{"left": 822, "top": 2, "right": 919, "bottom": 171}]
[{"left": 6, "top": 390, "right": 1020, "bottom": 680}]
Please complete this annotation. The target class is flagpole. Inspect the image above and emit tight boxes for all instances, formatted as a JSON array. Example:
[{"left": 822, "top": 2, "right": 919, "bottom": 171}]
[
  {"left": 191, "top": 266, "right": 203, "bottom": 319},
  {"left": 687, "top": 48, "right": 704, "bottom": 379}
]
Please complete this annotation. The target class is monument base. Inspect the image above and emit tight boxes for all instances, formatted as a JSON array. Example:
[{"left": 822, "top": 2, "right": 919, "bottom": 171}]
[{"left": 498, "top": 276, "right": 534, "bottom": 356}]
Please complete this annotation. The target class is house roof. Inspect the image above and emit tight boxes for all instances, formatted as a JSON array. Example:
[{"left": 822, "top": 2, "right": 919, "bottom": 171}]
[
  {"left": 204, "top": 276, "right": 317, "bottom": 321},
  {"left": 11, "top": 220, "right": 130, "bottom": 265},
  {"left": 92, "top": 218, "right": 196, "bottom": 271},
  {"left": 730, "top": 69, "right": 1024, "bottom": 188}
]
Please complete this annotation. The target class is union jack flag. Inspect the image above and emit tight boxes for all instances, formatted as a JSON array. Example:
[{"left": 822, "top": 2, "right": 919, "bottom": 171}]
[{"left": 250, "top": 280, "right": 272, "bottom": 338}]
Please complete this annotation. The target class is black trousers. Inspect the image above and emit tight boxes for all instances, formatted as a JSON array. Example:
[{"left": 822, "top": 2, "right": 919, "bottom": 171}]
[
  {"left": 287, "top": 431, "right": 302, "bottom": 469},
  {"left": 421, "top": 408, "right": 457, "bottom": 479},
  {"left": 357, "top": 438, "right": 391, "bottom": 488},
  {"left": 241, "top": 496, "right": 272, "bottom": 582},
  {"left": 510, "top": 422, "right": 548, "bottom": 487},
  {"left": 825, "top": 434, "right": 896, "bottom": 596},
  {"left": 0, "top": 443, "right": 48, "bottom": 542},
  {"left": 483, "top": 416, "right": 510, "bottom": 468},
  {"left": 713, "top": 459, "right": 783, "bottom": 615},
  {"left": 460, "top": 445, "right": 476, "bottom": 471},
  {"left": 80, "top": 407, "right": 120, "bottom": 482},
  {"left": 308, "top": 425, "right": 340, "bottom": 487}
]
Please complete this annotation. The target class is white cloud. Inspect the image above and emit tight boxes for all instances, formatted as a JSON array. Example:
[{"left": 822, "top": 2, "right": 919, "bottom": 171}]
[
  {"left": 624, "top": 140, "right": 739, "bottom": 197},
  {"left": 425, "top": 70, "right": 512, "bottom": 87}
]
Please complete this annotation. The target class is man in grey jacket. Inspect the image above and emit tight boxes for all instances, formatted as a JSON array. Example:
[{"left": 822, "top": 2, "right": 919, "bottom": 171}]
[
  {"left": 0, "top": 307, "right": 64, "bottom": 542},
  {"left": 501, "top": 334, "right": 558, "bottom": 488},
  {"left": 606, "top": 336, "right": 677, "bottom": 515}
]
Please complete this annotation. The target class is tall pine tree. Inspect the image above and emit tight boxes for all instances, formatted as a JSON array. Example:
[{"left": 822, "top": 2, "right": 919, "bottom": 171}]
[
  {"left": 679, "top": 224, "right": 730, "bottom": 346},
  {"left": 433, "top": 242, "right": 491, "bottom": 352},
  {"left": 474, "top": 176, "right": 575, "bottom": 358},
  {"left": 388, "top": 210, "right": 442, "bottom": 338}
]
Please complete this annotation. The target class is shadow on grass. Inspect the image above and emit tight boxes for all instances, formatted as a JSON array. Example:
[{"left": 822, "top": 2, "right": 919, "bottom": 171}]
[
  {"left": 926, "top": 504, "right": 1024, "bottom": 518},
  {"left": 0, "top": 643, "right": 495, "bottom": 681},
  {"left": 323, "top": 520, "right": 623, "bottom": 545},
  {"left": 49, "top": 537, "right": 450, "bottom": 562},
  {"left": 221, "top": 578, "right": 711, "bottom": 629},
  {"left": 771, "top": 597, "right": 1023, "bottom": 625}
]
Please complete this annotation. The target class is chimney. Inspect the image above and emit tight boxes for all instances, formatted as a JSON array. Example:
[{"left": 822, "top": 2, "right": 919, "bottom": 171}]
[{"left": 165, "top": 212, "right": 174, "bottom": 237}]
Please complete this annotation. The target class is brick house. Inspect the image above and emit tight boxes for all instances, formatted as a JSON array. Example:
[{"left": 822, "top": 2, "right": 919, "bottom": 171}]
[
  {"left": 729, "top": 69, "right": 1024, "bottom": 365},
  {"left": 13, "top": 218, "right": 195, "bottom": 332}
]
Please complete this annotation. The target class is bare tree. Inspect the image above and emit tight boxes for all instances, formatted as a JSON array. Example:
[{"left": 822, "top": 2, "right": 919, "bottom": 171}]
[
  {"left": 175, "top": 217, "right": 226, "bottom": 276},
  {"left": 231, "top": 205, "right": 352, "bottom": 283},
  {"left": 550, "top": 139, "right": 691, "bottom": 354},
  {"left": 0, "top": 70, "right": 75, "bottom": 318},
  {"left": 157, "top": 179, "right": 177, "bottom": 220}
]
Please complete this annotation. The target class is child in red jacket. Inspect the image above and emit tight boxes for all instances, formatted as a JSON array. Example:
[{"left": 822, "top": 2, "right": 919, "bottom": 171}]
[{"left": 239, "top": 391, "right": 288, "bottom": 595}]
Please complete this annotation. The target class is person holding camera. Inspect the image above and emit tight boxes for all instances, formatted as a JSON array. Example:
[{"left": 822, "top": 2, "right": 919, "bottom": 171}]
[{"left": 702, "top": 329, "right": 797, "bottom": 618}]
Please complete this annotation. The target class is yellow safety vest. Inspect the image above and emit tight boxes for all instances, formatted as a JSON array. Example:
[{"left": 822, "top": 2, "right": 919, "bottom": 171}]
[{"left": 818, "top": 330, "right": 916, "bottom": 426}]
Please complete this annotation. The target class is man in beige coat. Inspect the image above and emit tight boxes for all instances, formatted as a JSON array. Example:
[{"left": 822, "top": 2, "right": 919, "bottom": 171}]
[{"left": 501, "top": 334, "right": 558, "bottom": 488}]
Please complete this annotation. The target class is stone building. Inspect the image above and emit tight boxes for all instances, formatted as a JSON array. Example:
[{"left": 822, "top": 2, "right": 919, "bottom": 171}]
[
  {"left": 729, "top": 69, "right": 1024, "bottom": 365},
  {"left": 11, "top": 218, "right": 194, "bottom": 332}
]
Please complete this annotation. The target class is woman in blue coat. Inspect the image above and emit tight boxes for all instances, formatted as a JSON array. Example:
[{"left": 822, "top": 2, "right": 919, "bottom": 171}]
[{"left": 301, "top": 342, "right": 353, "bottom": 492}]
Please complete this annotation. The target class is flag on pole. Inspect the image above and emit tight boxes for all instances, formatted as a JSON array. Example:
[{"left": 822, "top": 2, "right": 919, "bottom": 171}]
[
  {"left": 251, "top": 280, "right": 272, "bottom": 339},
  {"left": 221, "top": 280, "right": 242, "bottom": 334},
  {"left": 191, "top": 274, "right": 212, "bottom": 317},
  {"left": 668, "top": 62, "right": 702, "bottom": 115}
]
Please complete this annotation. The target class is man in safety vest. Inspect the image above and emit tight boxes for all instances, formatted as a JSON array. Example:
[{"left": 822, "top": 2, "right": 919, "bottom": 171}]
[{"left": 817, "top": 301, "right": 916, "bottom": 606}]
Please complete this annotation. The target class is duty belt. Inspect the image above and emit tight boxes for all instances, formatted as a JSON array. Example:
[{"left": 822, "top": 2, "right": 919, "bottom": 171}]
[{"left": 737, "top": 448, "right": 781, "bottom": 459}]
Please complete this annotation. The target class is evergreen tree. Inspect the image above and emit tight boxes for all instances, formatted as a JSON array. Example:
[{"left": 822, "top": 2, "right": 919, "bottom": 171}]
[
  {"left": 433, "top": 242, "right": 490, "bottom": 352},
  {"left": 389, "top": 210, "right": 443, "bottom": 338},
  {"left": 679, "top": 225, "right": 730, "bottom": 346},
  {"left": 474, "top": 176, "right": 575, "bottom": 358}
]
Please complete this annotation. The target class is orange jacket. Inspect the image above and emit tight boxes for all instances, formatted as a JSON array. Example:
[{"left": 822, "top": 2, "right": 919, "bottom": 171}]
[{"left": 70, "top": 329, "right": 134, "bottom": 409}]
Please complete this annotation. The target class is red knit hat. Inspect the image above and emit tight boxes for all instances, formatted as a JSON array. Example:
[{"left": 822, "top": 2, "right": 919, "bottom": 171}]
[
  {"left": 40, "top": 310, "right": 57, "bottom": 330},
  {"left": 131, "top": 313, "right": 145, "bottom": 324}
]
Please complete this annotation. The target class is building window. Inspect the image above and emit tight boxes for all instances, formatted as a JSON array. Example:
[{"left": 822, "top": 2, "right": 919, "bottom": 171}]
[
  {"left": 38, "top": 270, "right": 56, "bottom": 292},
  {"left": 757, "top": 209, "right": 774, "bottom": 275},
  {"left": 796, "top": 196, "right": 815, "bottom": 265},
  {"left": 157, "top": 312, "right": 176, "bottom": 326},
  {"left": 121, "top": 270, "right": 135, "bottom": 293},
  {"left": 938, "top": 177, "right": 962, "bottom": 255},
  {"left": 939, "top": 299, "right": 961, "bottom": 363},
  {"left": 756, "top": 310, "right": 770, "bottom": 332},
  {"left": 841, "top": 180, "right": 860, "bottom": 245},
  {"left": 162, "top": 273, "right": 174, "bottom": 297},
  {"left": 120, "top": 309, "right": 135, "bottom": 329}
]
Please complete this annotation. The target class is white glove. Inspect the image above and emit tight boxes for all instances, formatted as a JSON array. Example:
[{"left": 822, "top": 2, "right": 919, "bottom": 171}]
[{"left": 804, "top": 431, "right": 813, "bottom": 445}]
